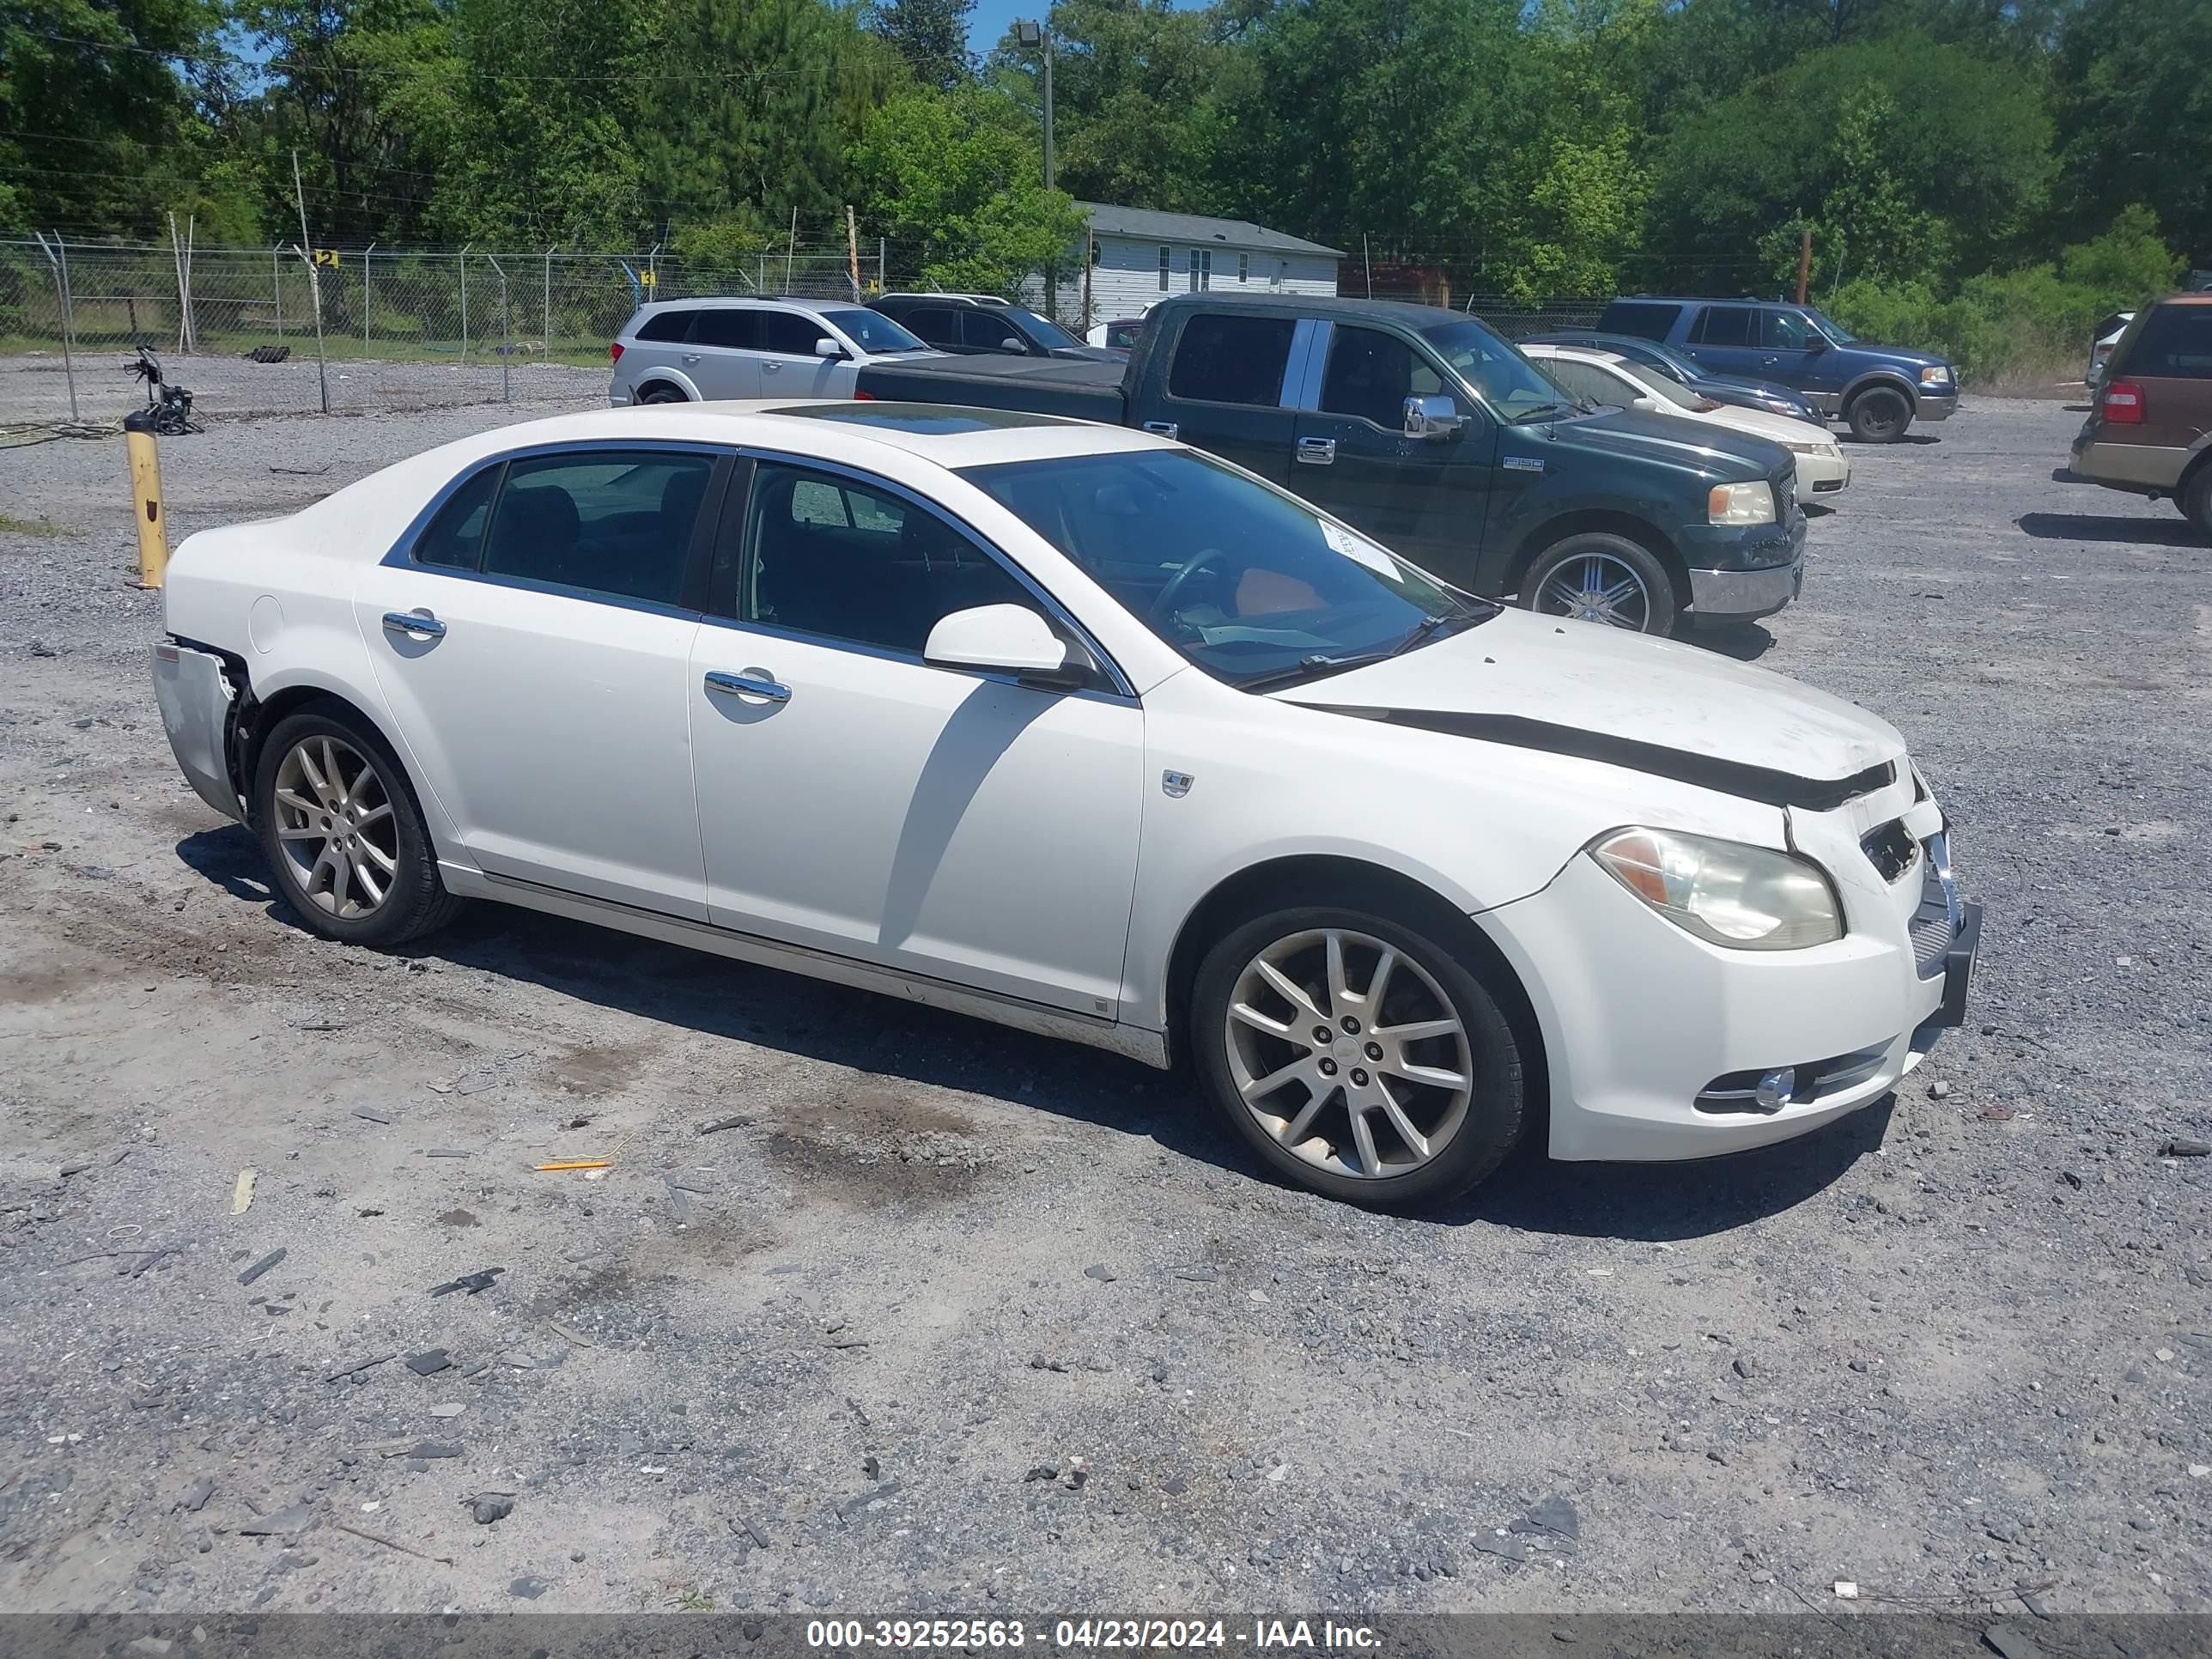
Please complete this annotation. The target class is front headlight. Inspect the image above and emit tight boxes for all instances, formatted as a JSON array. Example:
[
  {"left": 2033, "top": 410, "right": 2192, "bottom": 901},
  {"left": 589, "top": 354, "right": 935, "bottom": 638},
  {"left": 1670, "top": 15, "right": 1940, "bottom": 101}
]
[
  {"left": 1589, "top": 827, "right": 1844, "bottom": 951},
  {"left": 1919, "top": 366, "right": 1952, "bottom": 386},
  {"left": 1778, "top": 439, "right": 1838, "bottom": 458},
  {"left": 1707, "top": 481, "right": 1775, "bottom": 526}
]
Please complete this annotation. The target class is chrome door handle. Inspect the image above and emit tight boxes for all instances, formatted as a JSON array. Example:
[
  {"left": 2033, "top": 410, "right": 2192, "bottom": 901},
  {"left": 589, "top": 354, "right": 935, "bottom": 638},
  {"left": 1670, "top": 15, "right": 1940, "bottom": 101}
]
[
  {"left": 1297, "top": 437, "right": 1336, "bottom": 466},
  {"left": 1141, "top": 420, "right": 1179, "bottom": 439},
  {"left": 382, "top": 609, "right": 446, "bottom": 640},
  {"left": 762, "top": 361, "right": 781, "bottom": 374},
  {"left": 681, "top": 353, "right": 702, "bottom": 365},
  {"left": 705, "top": 670, "right": 790, "bottom": 704}
]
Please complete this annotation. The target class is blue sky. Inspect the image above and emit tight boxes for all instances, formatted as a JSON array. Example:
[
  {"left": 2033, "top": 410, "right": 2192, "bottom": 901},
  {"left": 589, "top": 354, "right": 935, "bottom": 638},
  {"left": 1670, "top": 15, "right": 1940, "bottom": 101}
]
[{"left": 966, "top": 0, "right": 1205, "bottom": 54}]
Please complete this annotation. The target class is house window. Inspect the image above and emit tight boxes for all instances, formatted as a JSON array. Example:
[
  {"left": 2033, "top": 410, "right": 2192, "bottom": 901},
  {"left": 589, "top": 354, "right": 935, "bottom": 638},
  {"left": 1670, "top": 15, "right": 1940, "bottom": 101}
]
[
  {"left": 1272, "top": 260, "right": 1285, "bottom": 292},
  {"left": 1239, "top": 252, "right": 1249, "bottom": 284},
  {"left": 1188, "top": 248, "right": 1211, "bottom": 292},
  {"left": 1158, "top": 245, "right": 1170, "bottom": 293}
]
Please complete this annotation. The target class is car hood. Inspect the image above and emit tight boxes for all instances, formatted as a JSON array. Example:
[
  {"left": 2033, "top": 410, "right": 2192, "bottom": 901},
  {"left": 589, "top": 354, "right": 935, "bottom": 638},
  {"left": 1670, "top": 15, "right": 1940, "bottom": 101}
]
[
  {"left": 1846, "top": 341, "right": 1950, "bottom": 372},
  {"left": 1696, "top": 371, "right": 1804, "bottom": 401},
  {"left": 1686, "top": 402, "right": 1834, "bottom": 447},
  {"left": 1544, "top": 408, "right": 1782, "bottom": 482},
  {"left": 1273, "top": 609, "right": 1906, "bottom": 807},
  {"left": 1048, "top": 344, "right": 1126, "bottom": 363}
]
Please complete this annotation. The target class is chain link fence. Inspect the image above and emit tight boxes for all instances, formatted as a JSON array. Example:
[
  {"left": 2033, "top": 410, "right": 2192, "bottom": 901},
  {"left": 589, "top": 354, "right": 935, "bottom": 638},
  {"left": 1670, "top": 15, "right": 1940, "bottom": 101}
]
[{"left": 1, "top": 235, "right": 903, "bottom": 424}]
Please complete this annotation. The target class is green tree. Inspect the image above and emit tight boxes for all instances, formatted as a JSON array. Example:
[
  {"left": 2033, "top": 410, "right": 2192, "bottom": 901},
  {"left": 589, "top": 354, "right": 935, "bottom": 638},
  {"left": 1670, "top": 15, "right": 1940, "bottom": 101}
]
[
  {"left": 2050, "top": 0, "right": 2212, "bottom": 260},
  {"left": 846, "top": 85, "right": 1086, "bottom": 291},
  {"left": 1, "top": 0, "right": 225, "bottom": 233},
  {"left": 870, "top": 0, "right": 973, "bottom": 90}
]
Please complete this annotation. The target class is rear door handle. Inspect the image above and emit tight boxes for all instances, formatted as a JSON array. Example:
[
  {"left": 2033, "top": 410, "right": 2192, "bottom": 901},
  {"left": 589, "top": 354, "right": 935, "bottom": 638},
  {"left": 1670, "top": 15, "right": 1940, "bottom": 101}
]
[
  {"left": 705, "top": 670, "right": 790, "bottom": 704},
  {"left": 1141, "top": 421, "right": 1179, "bottom": 439},
  {"left": 1297, "top": 437, "right": 1336, "bottom": 466},
  {"left": 681, "top": 354, "right": 702, "bottom": 365},
  {"left": 382, "top": 609, "right": 446, "bottom": 641}
]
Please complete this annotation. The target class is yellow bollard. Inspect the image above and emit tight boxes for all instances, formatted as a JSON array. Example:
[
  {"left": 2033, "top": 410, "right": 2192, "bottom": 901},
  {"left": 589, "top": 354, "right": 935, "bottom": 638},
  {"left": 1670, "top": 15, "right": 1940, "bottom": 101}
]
[{"left": 125, "top": 406, "right": 167, "bottom": 589}]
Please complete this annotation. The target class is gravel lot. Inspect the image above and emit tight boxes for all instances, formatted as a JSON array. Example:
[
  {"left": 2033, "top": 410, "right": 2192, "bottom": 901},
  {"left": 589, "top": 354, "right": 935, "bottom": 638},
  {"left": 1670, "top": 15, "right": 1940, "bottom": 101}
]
[{"left": 2, "top": 388, "right": 2209, "bottom": 1623}]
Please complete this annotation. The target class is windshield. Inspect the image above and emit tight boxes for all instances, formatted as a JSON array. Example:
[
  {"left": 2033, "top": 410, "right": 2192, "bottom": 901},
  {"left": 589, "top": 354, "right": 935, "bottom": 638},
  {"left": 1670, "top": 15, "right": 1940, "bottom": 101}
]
[
  {"left": 1616, "top": 359, "right": 1703, "bottom": 410},
  {"left": 960, "top": 448, "right": 1490, "bottom": 688},
  {"left": 1419, "top": 319, "right": 1575, "bottom": 419},
  {"left": 1006, "top": 307, "right": 1080, "bottom": 350},
  {"left": 817, "top": 307, "right": 928, "bottom": 354},
  {"left": 1629, "top": 338, "right": 1702, "bottom": 382},
  {"left": 1805, "top": 307, "right": 1857, "bottom": 346}
]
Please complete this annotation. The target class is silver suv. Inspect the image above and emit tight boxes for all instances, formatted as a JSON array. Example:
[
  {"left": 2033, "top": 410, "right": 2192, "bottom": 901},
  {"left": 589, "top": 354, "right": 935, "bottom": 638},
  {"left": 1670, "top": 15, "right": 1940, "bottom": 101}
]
[{"left": 608, "top": 298, "right": 936, "bottom": 404}]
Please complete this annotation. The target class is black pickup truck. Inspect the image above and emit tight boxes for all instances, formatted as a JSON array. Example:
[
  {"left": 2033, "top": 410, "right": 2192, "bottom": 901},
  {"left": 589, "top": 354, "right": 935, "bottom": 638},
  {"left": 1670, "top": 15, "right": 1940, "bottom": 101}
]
[{"left": 851, "top": 294, "right": 1807, "bottom": 636}]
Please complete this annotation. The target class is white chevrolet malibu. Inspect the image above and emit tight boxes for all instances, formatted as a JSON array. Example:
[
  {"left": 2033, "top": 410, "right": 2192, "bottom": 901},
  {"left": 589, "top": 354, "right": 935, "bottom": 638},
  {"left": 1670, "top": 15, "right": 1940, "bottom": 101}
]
[{"left": 153, "top": 403, "right": 1978, "bottom": 1207}]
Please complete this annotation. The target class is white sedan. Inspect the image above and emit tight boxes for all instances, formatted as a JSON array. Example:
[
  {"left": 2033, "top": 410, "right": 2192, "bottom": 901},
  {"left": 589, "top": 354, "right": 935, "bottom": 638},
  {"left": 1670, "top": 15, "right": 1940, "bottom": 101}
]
[
  {"left": 152, "top": 404, "right": 1976, "bottom": 1206},
  {"left": 1526, "top": 343, "right": 1852, "bottom": 499}
]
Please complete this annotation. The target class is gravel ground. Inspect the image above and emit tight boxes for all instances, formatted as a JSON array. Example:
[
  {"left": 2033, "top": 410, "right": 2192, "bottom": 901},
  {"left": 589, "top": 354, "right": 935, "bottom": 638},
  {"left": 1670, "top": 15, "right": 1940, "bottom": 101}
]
[
  {"left": 2, "top": 349, "right": 605, "bottom": 426},
  {"left": 2, "top": 392, "right": 2209, "bottom": 1622}
]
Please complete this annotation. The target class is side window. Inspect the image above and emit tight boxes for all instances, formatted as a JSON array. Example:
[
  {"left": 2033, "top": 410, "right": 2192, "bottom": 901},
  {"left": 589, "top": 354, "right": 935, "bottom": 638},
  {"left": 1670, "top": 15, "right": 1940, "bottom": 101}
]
[
  {"left": 742, "top": 464, "right": 1039, "bottom": 656},
  {"left": 962, "top": 309, "right": 1025, "bottom": 352},
  {"left": 635, "top": 310, "right": 695, "bottom": 344},
  {"left": 415, "top": 462, "right": 503, "bottom": 570},
  {"left": 906, "top": 307, "right": 960, "bottom": 346},
  {"left": 693, "top": 308, "right": 759, "bottom": 349},
  {"left": 2129, "top": 306, "right": 2212, "bottom": 379},
  {"left": 1158, "top": 246, "right": 1170, "bottom": 293},
  {"left": 1692, "top": 306, "right": 1756, "bottom": 347},
  {"left": 1762, "top": 309, "right": 1817, "bottom": 350},
  {"left": 1166, "top": 313, "right": 1296, "bottom": 407},
  {"left": 480, "top": 449, "right": 714, "bottom": 606},
  {"left": 1597, "top": 301, "right": 1678, "bottom": 340},
  {"left": 1539, "top": 358, "right": 1610, "bottom": 404},
  {"left": 760, "top": 311, "right": 830, "bottom": 356},
  {"left": 1319, "top": 327, "right": 1442, "bottom": 428}
]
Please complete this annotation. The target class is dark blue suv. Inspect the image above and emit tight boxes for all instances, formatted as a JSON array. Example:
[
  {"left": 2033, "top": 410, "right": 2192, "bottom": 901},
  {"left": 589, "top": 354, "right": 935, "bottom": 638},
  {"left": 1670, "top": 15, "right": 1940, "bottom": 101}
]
[{"left": 1597, "top": 297, "right": 1960, "bottom": 443}]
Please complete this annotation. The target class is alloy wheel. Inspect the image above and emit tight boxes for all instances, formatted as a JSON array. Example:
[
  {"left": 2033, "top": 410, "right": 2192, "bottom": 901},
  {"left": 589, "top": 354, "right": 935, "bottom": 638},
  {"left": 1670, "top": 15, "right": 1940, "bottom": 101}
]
[
  {"left": 1223, "top": 927, "right": 1474, "bottom": 1180},
  {"left": 271, "top": 734, "right": 399, "bottom": 919},
  {"left": 1535, "top": 551, "right": 1652, "bottom": 629}
]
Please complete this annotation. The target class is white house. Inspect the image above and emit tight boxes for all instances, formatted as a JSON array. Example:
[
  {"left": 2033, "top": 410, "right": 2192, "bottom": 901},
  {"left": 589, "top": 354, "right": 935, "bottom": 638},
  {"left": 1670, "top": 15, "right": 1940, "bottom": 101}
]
[{"left": 1046, "top": 204, "right": 1343, "bottom": 329}]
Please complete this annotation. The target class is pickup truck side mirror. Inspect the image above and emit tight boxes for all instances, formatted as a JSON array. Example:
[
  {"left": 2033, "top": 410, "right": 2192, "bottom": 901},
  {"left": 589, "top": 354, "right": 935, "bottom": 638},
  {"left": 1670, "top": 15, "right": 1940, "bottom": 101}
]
[
  {"left": 1802, "top": 336, "right": 1828, "bottom": 355},
  {"left": 1404, "top": 393, "right": 1465, "bottom": 441},
  {"left": 814, "top": 337, "right": 845, "bottom": 359},
  {"left": 994, "top": 337, "right": 1025, "bottom": 355},
  {"left": 923, "top": 605, "right": 1084, "bottom": 690}
]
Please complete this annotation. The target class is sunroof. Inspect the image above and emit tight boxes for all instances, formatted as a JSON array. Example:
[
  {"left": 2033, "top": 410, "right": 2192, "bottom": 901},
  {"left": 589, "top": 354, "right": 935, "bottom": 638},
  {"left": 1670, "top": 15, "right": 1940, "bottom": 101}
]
[{"left": 767, "top": 403, "right": 1076, "bottom": 434}]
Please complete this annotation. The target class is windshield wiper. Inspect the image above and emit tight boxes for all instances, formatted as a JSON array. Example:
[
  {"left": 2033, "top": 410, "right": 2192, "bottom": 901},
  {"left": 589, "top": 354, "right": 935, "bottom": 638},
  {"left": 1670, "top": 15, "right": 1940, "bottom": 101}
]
[
  {"left": 1389, "top": 609, "right": 1486, "bottom": 656},
  {"left": 1237, "top": 651, "right": 1395, "bottom": 693},
  {"left": 1510, "top": 401, "right": 1579, "bottom": 424}
]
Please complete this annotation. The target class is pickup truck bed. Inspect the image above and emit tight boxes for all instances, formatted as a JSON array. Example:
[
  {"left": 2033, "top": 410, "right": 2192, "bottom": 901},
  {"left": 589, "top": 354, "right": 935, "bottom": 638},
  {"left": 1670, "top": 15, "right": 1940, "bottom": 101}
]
[{"left": 855, "top": 355, "right": 1127, "bottom": 423}]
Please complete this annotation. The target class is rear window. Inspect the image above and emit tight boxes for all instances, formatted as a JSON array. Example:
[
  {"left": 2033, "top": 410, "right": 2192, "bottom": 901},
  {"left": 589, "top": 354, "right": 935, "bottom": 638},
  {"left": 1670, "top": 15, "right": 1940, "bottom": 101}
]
[
  {"left": 635, "top": 310, "right": 694, "bottom": 344},
  {"left": 1166, "top": 313, "right": 1295, "bottom": 406},
  {"left": 694, "top": 308, "right": 761, "bottom": 349},
  {"left": 1596, "top": 301, "right": 1680, "bottom": 341},
  {"left": 2123, "top": 304, "right": 2212, "bottom": 380},
  {"left": 1691, "top": 306, "right": 1758, "bottom": 347}
]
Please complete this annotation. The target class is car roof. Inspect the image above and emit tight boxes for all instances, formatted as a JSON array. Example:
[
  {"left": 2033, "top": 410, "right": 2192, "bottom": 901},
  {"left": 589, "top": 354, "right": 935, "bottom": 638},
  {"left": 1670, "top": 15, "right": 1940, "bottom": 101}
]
[
  {"left": 1146, "top": 293, "right": 1486, "bottom": 331},
  {"left": 417, "top": 401, "right": 1176, "bottom": 472},
  {"left": 628, "top": 295, "right": 844, "bottom": 320},
  {"left": 1615, "top": 296, "right": 1795, "bottom": 307},
  {"left": 875, "top": 293, "right": 1007, "bottom": 307},
  {"left": 1521, "top": 343, "right": 1629, "bottom": 368}
]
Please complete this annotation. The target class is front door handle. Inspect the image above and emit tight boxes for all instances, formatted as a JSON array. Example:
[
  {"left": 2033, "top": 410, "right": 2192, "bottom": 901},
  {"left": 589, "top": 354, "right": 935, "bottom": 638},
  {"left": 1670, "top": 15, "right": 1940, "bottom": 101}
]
[
  {"left": 382, "top": 609, "right": 446, "bottom": 641},
  {"left": 762, "top": 361, "right": 781, "bottom": 374},
  {"left": 705, "top": 669, "right": 791, "bottom": 704},
  {"left": 1297, "top": 436, "right": 1336, "bottom": 466},
  {"left": 1141, "top": 420, "right": 1179, "bottom": 439},
  {"left": 681, "top": 354, "right": 702, "bottom": 365}
]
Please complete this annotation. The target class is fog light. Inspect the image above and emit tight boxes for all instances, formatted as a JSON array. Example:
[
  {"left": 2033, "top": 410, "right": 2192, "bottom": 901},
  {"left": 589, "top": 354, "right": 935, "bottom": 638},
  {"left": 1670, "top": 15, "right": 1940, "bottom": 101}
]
[{"left": 1754, "top": 1068, "right": 1796, "bottom": 1112}]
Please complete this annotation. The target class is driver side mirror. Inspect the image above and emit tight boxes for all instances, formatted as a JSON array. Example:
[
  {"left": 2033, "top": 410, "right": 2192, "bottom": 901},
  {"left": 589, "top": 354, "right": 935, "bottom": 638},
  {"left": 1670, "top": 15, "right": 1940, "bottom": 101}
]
[
  {"left": 1404, "top": 393, "right": 1465, "bottom": 441},
  {"left": 1802, "top": 336, "right": 1827, "bottom": 354},
  {"left": 1631, "top": 395, "right": 1660, "bottom": 411},
  {"left": 994, "top": 337, "right": 1025, "bottom": 355},
  {"left": 923, "top": 604, "right": 1084, "bottom": 690},
  {"left": 814, "top": 337, "right": 845, "bottom": 359}
]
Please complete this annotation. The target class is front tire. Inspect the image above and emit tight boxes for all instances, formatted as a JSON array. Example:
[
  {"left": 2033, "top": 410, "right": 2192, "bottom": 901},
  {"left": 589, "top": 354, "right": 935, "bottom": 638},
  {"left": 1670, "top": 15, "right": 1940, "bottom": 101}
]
[
  {"left": 1518, "top": 532, "right": 1679, "bottom": 635},
  {"left": 1845, "top": 386, "right": 1911, "bottom": 443},
  {"left": 1191, "top": 902, "right": 1526, "bottom": 1209},
  {"left": 253, "top": 704, "right": 459, "bottom": 947}
]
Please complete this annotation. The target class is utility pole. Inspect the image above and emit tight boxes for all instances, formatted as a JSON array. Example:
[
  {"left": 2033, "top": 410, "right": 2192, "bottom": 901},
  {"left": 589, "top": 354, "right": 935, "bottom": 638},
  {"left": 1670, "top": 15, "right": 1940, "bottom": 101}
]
[
  {"left": 1016, "top": 20, "right": 1058, "bottom": 319},
  {"left": 1796, "top": 228, "right": 1813, "bottom": 306},
  {"left": 290, "top": 149, "right": 329, "bottom": 414}
]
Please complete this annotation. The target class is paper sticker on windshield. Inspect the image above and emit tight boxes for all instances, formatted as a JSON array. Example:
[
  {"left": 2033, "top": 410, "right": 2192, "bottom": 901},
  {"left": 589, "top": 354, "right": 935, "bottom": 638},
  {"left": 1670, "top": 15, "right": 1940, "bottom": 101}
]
[{"left": 1320, "top": 520, "right": 1396, "bottom": 576}]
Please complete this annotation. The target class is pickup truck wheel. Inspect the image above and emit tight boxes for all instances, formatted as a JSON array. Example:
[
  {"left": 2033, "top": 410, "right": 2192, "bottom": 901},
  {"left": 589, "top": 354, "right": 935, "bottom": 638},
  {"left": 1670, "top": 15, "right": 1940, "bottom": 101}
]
[
  {"left": 638, "top": 385, "right": 686, "bottom": 405},
  {"left": 253, "top": 706, "right": 460, "bottom": 948},
  {"left": 1519, "top": 533, "right": 1679, "bottom": 635},
  {"left": 2181, "top": 467, "right": 2212, "bottom": 542},
  {"left": 1846, "top": 386, "right": 1911, "bottom": 442},
  {"left": 1192, "top": 903, "right": 1525, "bottom": 1210}
]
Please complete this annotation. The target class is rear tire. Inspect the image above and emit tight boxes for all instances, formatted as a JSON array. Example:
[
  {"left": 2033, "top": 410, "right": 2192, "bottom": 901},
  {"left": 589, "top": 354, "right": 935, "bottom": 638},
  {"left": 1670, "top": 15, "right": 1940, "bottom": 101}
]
[
  {"left": 1845, "top": 386, "right": 1911, "bottom": 443},
  {"left": 252, "top": 703, "right": 460, "bottom": 948},
  {"left": 2181, "top": 466, "right": 2212, "bottom": 543},
  {"left": 638, "top": 385, "right": 686, "bottom": 404},
  {"left": 1191, "top": 899, "right": 1526, "bottom": 1210},
  {"left": 1518, "top": 532, "right": 1680, "bottom": 635}
]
